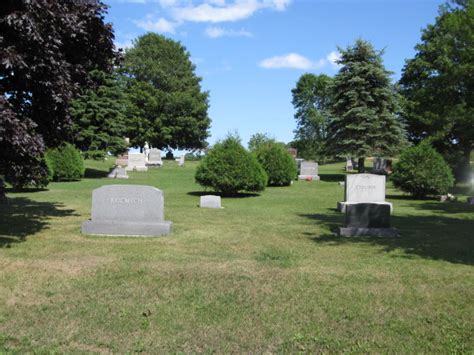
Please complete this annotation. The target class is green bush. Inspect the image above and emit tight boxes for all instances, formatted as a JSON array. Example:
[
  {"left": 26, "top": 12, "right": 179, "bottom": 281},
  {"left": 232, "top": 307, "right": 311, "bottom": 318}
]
[
  {"left": 256, "top": 142, "right": 297, "bottom": 186},
  {"left": 5, "top": 157, "right": 51, "bottom": 190},
  {"left": 392, "top": 142, "right": 454, "bottom": 198},
  {"left": 45, "top": 143, "right": 85, "bottom": 181},
  {"left": 195, "top": 135, "right": 267, "bottom": 195}
]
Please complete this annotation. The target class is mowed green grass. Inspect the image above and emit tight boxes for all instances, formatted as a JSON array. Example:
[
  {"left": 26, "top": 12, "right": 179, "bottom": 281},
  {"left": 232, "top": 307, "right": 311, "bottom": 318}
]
[{"left": 0, "top": 159, "right": 473, "bottom": 353}]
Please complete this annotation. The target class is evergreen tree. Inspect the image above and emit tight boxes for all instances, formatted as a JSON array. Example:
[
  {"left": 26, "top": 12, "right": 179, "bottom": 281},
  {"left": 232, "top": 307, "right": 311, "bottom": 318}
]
[
  {"left": 326, "top": 39, "right": 407, "bottom": 172},
  {"left": 70, "top": 70, "right": 129, "bottom": 159},
  {"left": 122, "top": 33, "right": 211, "bottom": 151},
  {"left": 399, "top": 0, "right": 474, "bottom": 180},
  {"left": 291, "top": 73, "right": 333, "bottom": 161}
]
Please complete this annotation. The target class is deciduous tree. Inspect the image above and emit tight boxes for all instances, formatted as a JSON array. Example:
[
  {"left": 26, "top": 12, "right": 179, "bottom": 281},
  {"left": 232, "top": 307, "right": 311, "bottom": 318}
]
[
  {"left": 122, "top": 33, "right": 211, "bottom": 151},
  {"left": 399, "top": 0, "right": 474, "bottom": 180},
  {"left": 291, "top": 73, "right": 333, "bottom": 161},
  {"left": 0, "top": 0, "right": 116, "bottom": 195}
]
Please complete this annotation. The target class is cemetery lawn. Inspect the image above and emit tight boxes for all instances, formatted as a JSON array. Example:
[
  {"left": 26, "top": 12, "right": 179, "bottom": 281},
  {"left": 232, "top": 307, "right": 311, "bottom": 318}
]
[{"left": 1, "top": 160, "right": 473, "bottom": 353}]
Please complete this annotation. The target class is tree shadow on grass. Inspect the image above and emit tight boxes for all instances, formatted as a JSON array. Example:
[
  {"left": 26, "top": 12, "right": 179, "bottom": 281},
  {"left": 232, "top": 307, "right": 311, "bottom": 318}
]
[
  {"left": 318, "top": 173, "right": 346, "bottom": 183},
  {"left": 187, "top": 191, "right": 260, "bottom": 198},
  {"left": 300, "top": 204, "right": 474, "bottom": 265},
  {"left": 0, "top": 197, "right": 77, "bottom": 248},
  {"left": 84, "top": 167, "right": 110, "bottom": 179}
]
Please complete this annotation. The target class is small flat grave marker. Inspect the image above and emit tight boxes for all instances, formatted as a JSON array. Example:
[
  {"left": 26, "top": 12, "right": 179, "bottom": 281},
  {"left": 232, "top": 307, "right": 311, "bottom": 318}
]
[{"left": 200, "top": 195, "right": 222, "bottom": 209}]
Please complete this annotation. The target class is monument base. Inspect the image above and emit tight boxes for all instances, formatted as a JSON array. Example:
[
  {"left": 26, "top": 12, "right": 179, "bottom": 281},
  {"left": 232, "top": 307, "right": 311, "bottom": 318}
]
[
  {"left": 82, "top": 220, "right": 172, "bottom": 237},
  {"left": 337, "top": 201, "right": 393, "bottom": 213},
  {"left": 298, "top": 175, "right": 320, "bottom": 181},
  {"left": 147, "top": 162, "right": 163, "bottom": 167},
  {"left": 338, "top": 227, "right": 399, "bottom": 237},
  {"left": 125, "top": 166, "right": 148, "bottom": 172}
]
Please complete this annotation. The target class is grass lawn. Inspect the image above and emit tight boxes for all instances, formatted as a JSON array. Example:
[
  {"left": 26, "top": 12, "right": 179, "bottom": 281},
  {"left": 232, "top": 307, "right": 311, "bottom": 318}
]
[{"left": 0, "top": 159, "right": 473, "bottom": 352}]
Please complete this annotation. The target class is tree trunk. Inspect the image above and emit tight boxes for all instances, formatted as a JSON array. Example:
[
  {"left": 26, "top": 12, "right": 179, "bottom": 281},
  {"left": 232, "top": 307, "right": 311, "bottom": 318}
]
[
  {"left": 0, "top": 177, "right": 6, "bottom": 203},
  {"left": 358, "top": 157, "right": 365, "bottom": 173}
]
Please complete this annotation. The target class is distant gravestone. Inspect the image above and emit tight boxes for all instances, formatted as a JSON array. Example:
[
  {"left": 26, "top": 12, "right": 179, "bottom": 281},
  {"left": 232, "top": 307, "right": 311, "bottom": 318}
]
[
  {"left": 115, "top": 154, "right": 128, "bottom": 167},
  {"left": 126, "top": 153, "right": 148, "bottom": 172},
  {"left": 339, "top": 203, "right": 398, "bottom": 237},
  {"left": 107, "top": 167, "right": 129, "bottom": 179},
  {"left": 176, "top": 155, "right": 185, "bottom": 167},
  {"left": 147, "top": 149, "right": 163, "bottom": 167},
  {"left": 107, "top": 167, "right": 118, "bottom": 178},
  {"left": 298, "top": 161, "right": 320, "bottom": 181},
  {"left": 115, "top": 167, "right": 128, "bottom": 179},
  {"left": 287, "top": 148, "right": 297, "bottom": 159},
  {"left": 200, "top": 195, "right": 222, "bottom": 209},
  {"left": 337, "top": 173, "right": 392, "bottom": 212},
  {"left": 346, "top": 158, "right": 353, "bottom": 171},
  {"left": 373, "top": 158, "right": 393, "bottom": 175},
  {"left": 81, "top": 185, "right": 172, "bottom": 236}
]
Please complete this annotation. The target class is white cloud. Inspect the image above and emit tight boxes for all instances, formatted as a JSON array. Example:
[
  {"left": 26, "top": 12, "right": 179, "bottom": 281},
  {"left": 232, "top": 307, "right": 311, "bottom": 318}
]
[
  {"left": 133, "top": 0, "right": 291, "bottom": 37},
  {"left": 134, "top": 16, "right": 178, "bottom": 33},
  {"left": 205, "top": 26, "right": 253, "bottom": 38},
  {"left": 327, "top": 50, "right": 342, "bottom": 68},
  {"left": 259, "top": 53, "right": 325, "bottom": 70},
  {"left": 259, "top": 51, "right": 342, "bottom": 70}
]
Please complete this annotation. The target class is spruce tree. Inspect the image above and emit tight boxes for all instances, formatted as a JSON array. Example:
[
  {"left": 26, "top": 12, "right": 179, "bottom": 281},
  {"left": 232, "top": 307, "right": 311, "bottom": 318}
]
[
  {"left": 326, "top": 39, "right": 407, "bottom": 172},
  {"left": 70, "top": 70, "right": 128, "bottom": 159}
]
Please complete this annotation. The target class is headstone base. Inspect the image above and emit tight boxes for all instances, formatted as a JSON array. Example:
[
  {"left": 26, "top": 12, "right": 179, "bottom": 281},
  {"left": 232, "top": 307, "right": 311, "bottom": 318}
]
[
  {"left": 125, "top": 166, "right": 148, "bottom": 172},
  {"left": 147, "top": 161, "right": 163, "bottom": 167},
  {"left": 82, "top": 220, "right": 172, "bottom": 237},
  {"left": 298, "top": 175, "right": 320, "bottom": 181},
  {"left": 337, "top": 201, "right": 393, "bottom": 213},
  {"left": 338, "top": 227, "right": 399, "bottom": 237}
]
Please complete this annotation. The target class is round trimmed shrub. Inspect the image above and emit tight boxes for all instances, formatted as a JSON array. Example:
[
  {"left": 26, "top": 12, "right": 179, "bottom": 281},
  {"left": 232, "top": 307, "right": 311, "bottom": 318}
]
[
  {"left": 392, "top": 142, "right": 454, "bottom": 198},
  {"left": 45, "top": 143, "right": 85, "bottom": 181},
  {"left": 195, "top": 136, "right": 267, "bottom": 195},
  {"left": 255, "top": 142, "right": 297, "bottom": 186}
]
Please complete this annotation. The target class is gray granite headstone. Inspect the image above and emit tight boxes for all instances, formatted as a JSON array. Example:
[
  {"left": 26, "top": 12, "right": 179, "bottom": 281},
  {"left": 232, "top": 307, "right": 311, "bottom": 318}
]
[
  {"left": 339, "top": 203, "right": 398, "bottom": 237},
  {"left": 200, "top": 195, "right": 222, "bottom": 209},
  {"left": 81, "top": 185, "right": 172, "bottom": 237},
  {"left": 107, "top": 167, "right": 129, "bottom": 179},
  {"left": 337, "top": 173, "right": 392, "bottom": 213},
  {"left": 126, "top": 153, "right": 148, "bottom": 171},
  {"left": 107, "top": 167, "right": 118, "bottom": 178},
  {"left": 147, "top": 149, "right": 163, "bottom": 167},
  {"left": 298, "top": 161, "right": 320, "bottom": 180},
  {"left": 115, "top": 154, "right": 128, "bottom": 167},
  {"left": 346, "top": 158, "right": 353, "bottom": 171},
  {"left": 176, "top": 155, "right": 185, "bottom": 167},
  {"left": 115, "top": 167, "right": 128, "bottom": 179}
]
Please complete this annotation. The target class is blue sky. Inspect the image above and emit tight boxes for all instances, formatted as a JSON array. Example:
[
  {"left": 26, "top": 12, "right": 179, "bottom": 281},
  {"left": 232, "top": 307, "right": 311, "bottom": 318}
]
[{"left": 105, "top": 0, "right": 444, "bottom": 148}]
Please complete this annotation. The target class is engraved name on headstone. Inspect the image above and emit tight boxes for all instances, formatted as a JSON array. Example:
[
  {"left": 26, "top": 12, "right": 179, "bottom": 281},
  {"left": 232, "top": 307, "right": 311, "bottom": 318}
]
[{"left": 338, "top": 173, "right": 392, "bottom": 212}]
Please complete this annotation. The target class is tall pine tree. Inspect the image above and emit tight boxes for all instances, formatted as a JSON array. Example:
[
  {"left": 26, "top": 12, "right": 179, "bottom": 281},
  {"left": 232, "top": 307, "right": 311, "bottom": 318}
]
[{"left": 326, "top": 39, "right": 407, "bottom": 172}]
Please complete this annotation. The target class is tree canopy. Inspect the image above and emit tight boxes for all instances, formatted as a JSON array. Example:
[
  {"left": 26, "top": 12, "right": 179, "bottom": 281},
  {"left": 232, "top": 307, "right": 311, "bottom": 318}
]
[
  {"left": 399, "top": 0, "right": 474, "bottom": 180},
  {"left": 122, "top": 33, "right": 211, "bottom": 151},
  {"left": 326, "top": 39, "right": 407, "bottom": 171},
  {"left": 0, "top": 0, "right": 116, "bottom": 193},
  {"left": 291, "top": 73, "right": 333, "bottom": 161},
  {"left": 70, "top": 70, "right": 129, "bottom": 159}
]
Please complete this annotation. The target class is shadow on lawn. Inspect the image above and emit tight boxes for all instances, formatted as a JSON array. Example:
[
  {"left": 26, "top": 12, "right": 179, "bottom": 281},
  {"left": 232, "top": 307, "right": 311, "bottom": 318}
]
[
  {"left": 84, "top": 167, "right": 110, "bottom": 179},
  {"left": 187, "top": 191, "right": 260, "bottom": 198},
  {"left": 318, "top": 173, "right": 346, "bottom": 183},
  {"left": 301, "top": 202, "right": 474, "bottom": 265},
  {"left": 0, "top": 197, "right": 77, "bottom": 248}
]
